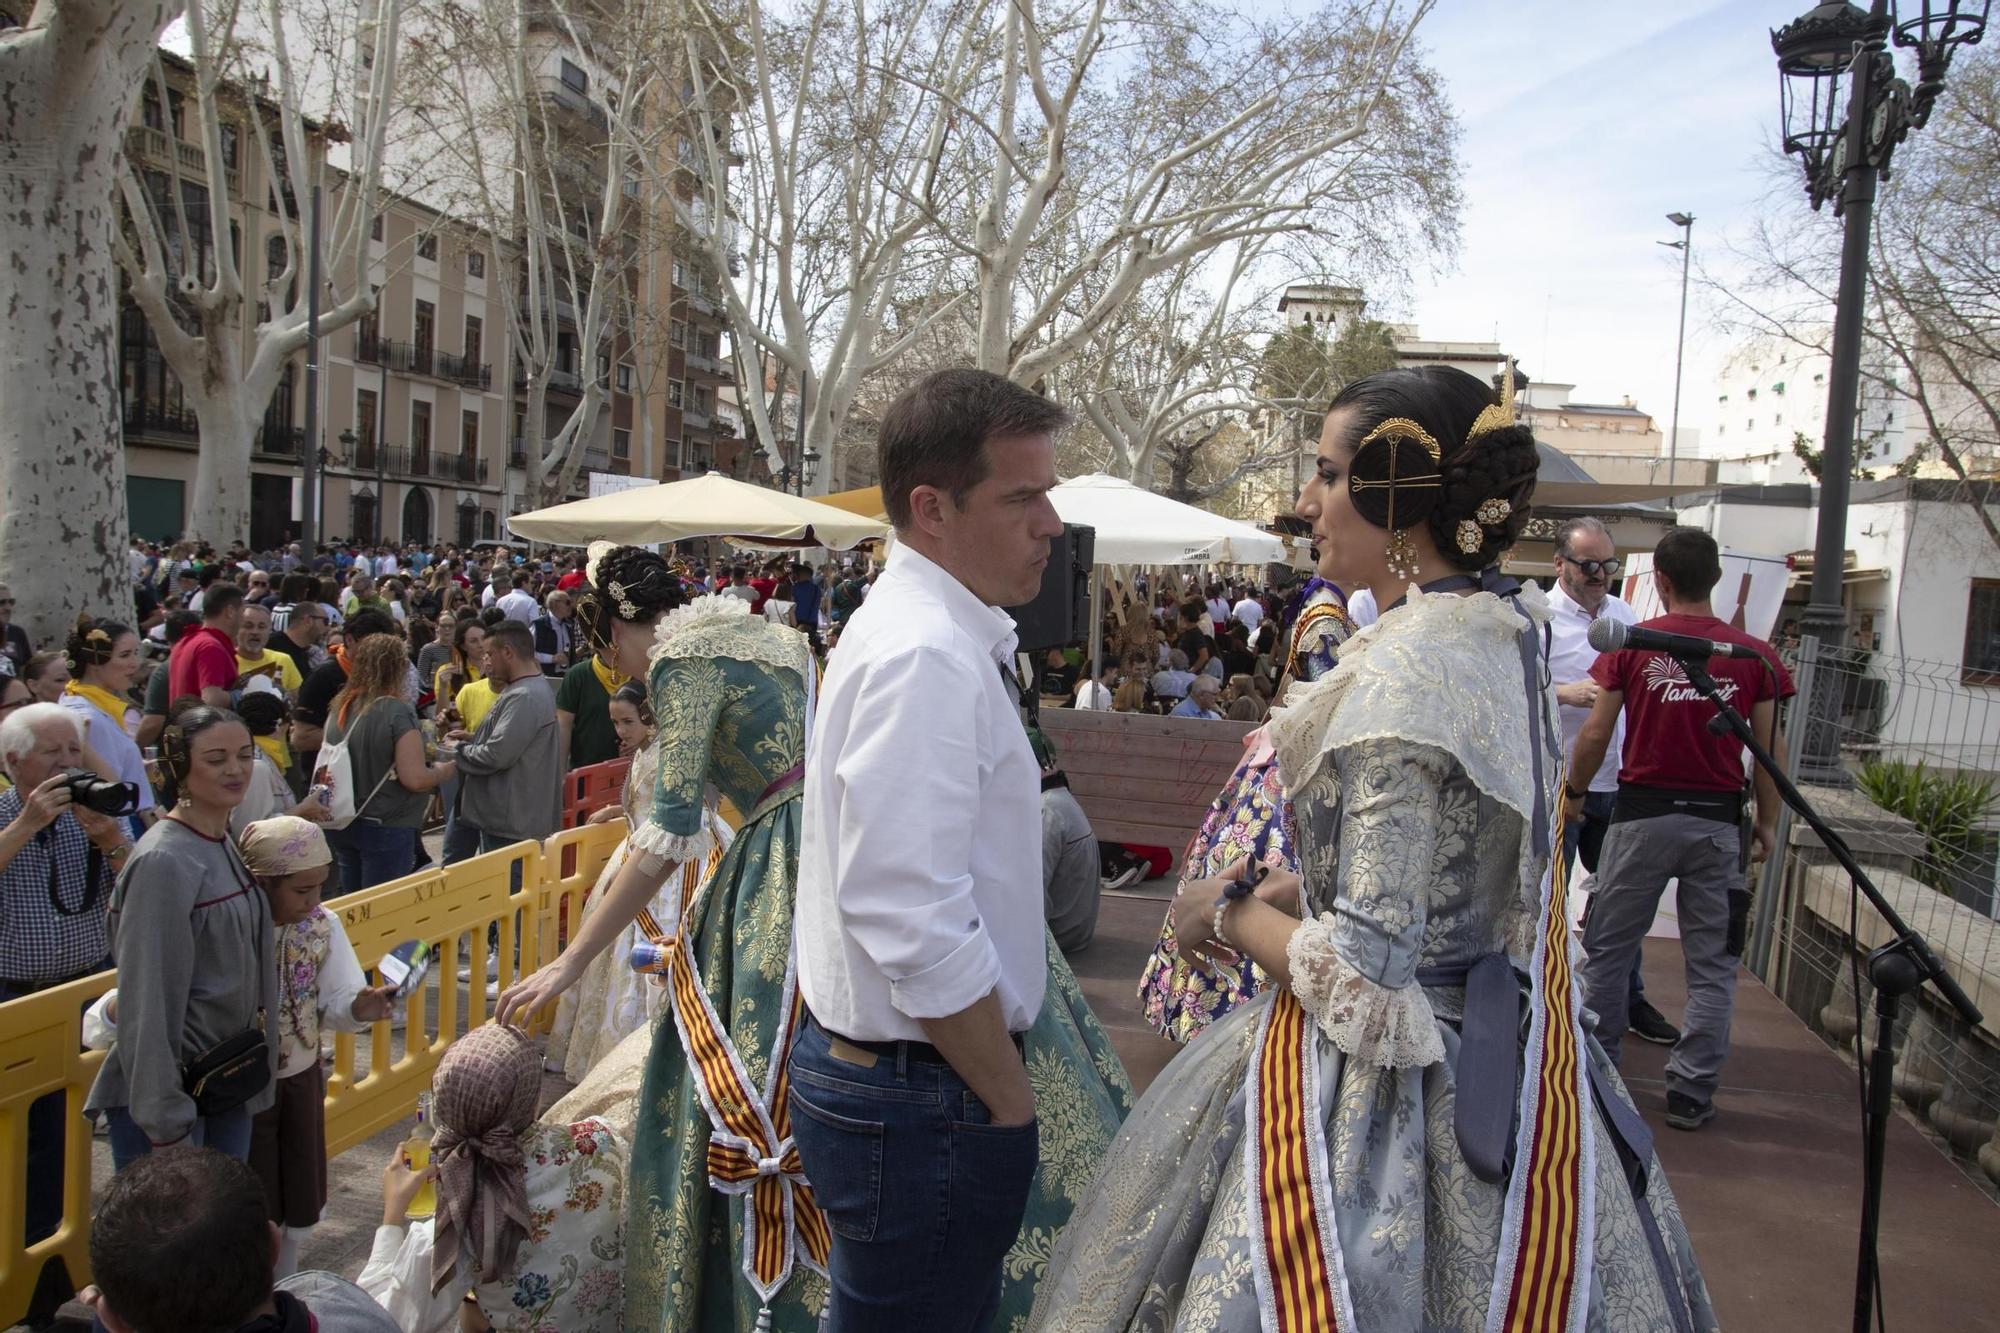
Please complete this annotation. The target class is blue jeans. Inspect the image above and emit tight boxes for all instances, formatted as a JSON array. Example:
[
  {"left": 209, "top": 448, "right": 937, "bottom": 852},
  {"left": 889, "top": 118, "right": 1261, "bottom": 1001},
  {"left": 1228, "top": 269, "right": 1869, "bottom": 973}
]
[
  {"left": 326, "top": 821, "right": 417, "bottom": 897},
  {"left": 103, "top": 1103, "right": 254, "bottom": 1172},
  {"left": 787, "top": 1019, "right": 1038, "bottom": 1332},
  {"left": 1564, "top": 791, "right": 1646, "bottom": 1007}
]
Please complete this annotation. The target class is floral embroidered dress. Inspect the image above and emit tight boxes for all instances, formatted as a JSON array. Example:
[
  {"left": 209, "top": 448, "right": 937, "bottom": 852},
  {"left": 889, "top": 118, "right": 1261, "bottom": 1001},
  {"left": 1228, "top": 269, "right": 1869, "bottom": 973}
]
[
  {"left": 544, "top": 738, "right": 734, "bottom": 1084},
  {"left": 359, "top": 1116, "right": 627, "bottom": 1333},
  {"left": 1138, "top": 580, "right": 1353, "bottom": 1041},
  {"left": 610, "top": 595, "right": 1135, "bottom": 1333},
  {"left": 1027, "top": 585, "right": 1717, "bottom": 1333}
]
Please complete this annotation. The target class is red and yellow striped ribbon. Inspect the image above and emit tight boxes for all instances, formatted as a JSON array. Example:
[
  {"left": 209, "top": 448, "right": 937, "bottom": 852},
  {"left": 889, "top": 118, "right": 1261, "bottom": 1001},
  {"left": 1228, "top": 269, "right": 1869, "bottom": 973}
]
[
  {"left": 646, "top": 828, "right": 827, "bottom": 1304},
  {"left": 1253, "top": 990, "right": 1339, "bottom": 1332},
  {"left": 1499, "top": 806, "right": 1585, "bottom": 1331}
]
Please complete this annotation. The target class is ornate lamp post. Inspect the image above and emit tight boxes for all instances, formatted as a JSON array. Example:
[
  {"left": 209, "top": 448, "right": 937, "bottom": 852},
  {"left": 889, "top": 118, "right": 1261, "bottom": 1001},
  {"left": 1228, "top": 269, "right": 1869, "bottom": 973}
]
[{"left": 1772, "top": 0, "right": 1990, "bottom": 781}]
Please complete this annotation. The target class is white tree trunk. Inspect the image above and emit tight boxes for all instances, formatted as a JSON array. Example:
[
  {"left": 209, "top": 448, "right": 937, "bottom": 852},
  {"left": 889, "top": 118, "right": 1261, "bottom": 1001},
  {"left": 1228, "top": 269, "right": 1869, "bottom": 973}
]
[{"left": 0, "top": 0, "right": 179, "bottom": 644}]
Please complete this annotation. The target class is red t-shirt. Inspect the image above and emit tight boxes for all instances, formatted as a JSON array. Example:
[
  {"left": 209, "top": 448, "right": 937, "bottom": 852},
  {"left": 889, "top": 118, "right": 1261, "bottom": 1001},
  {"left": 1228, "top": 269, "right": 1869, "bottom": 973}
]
[
  {"left": 167, "top": 625, "right": 241, "bottom": 700},
  {"left": 1590, "top": 613, "right": 1795, "bottom": 792},
  {"left": 749, "top": 577, "right": 776, "bottom": 614},
  {"left": 557, "top": 569, "right": 586, "bottom": 591}
]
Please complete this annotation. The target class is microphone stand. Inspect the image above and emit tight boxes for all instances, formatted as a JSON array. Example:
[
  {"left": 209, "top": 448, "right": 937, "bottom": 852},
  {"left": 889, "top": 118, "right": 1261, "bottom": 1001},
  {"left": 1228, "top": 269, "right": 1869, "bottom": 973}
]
[{"left": 1669, "top": 650, "right": 1981, "bottom": 1333}]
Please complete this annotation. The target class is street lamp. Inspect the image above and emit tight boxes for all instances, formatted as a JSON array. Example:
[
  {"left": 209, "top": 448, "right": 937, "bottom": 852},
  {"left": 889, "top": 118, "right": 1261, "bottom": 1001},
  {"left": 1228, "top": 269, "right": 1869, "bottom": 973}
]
[
  {"left": 1772, "top": 0, "right": 1990, "bottom": 784},
  {"left": 1658, "top": 212, "right": 1695, "bottom": 493}
]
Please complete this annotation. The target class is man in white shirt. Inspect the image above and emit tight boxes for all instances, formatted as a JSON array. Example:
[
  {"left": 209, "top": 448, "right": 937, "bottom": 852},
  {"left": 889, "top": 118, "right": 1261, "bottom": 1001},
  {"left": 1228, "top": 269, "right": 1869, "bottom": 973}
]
[
  {"left": 492, "top": 572, "right": 538, "bottom": 625},
  {"left": 1072, "top": 660, "right": 1115, "bottom": 710},
  {"left": 793, "top": 368, "right": 1066, "bottom": 1331},
  {"left": 1551, "top": 517, "right": 1677, "bottom": 1047},
  {"left": 1231, "top": 590, "right": 1264, "bottom": 632}
]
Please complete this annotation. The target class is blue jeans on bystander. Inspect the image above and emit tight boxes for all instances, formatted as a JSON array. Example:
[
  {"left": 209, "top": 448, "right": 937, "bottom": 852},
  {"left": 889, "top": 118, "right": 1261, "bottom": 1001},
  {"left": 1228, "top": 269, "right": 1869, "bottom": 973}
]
[
  {"left": 326, "top": 821, "right": 418, "bottom": 897},
  {"left": 787, "top": 1017, "right": 1038, "bottom": 1333}
]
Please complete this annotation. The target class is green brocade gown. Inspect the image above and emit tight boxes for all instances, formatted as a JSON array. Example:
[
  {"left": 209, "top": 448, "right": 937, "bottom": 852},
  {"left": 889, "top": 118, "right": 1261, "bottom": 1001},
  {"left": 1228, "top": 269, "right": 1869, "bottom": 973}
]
[{"left": 607, "top": 600, "right": 1133, "bottom": 1332}]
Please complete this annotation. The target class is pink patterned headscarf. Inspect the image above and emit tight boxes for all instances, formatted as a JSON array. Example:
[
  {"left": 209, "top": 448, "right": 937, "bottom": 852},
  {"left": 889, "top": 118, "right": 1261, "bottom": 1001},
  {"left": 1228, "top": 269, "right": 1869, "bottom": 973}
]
[
  {"left": 237, "top": 816, "right": 333, "bottom": 876},
  {"left": 428, "top": 1024, "right": 539, "bottom": 1294}
]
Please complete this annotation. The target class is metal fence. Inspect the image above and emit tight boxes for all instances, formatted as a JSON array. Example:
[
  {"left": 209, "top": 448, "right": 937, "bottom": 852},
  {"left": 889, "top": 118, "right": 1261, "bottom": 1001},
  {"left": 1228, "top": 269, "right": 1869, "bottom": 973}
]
[{"left": 1750, "top": 637, "right": 2000, "bottom": 1187}]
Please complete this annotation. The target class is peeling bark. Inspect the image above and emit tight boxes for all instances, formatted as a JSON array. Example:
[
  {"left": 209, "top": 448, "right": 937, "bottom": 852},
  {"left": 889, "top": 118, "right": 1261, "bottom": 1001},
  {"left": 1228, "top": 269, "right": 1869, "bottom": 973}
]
[{"left": 1, "top": 0, "right": 181, "bottom": 644}]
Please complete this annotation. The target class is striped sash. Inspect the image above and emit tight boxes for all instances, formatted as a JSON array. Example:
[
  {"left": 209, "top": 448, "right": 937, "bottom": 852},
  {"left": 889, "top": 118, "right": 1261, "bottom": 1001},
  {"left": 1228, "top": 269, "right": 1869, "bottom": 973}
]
[
  {"left": 1244, "top": 774, "right": 1593, "bottom": 1332},
  {"left": 643, "top": 785, "right": 830, "bottom": 1323},
  {"left": 1486, "top": 779, "right": 1593, "bottom": 1333}
]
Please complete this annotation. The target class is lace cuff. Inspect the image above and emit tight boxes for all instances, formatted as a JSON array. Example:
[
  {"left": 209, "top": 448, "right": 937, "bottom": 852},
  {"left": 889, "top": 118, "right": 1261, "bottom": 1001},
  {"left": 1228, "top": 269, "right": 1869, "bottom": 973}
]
[
  {"left": 1286, "top": 915, "right": 1444, "bottom": 1068},
  {"left": 627, "top": 819, "right": 712, "bottom": 867}
]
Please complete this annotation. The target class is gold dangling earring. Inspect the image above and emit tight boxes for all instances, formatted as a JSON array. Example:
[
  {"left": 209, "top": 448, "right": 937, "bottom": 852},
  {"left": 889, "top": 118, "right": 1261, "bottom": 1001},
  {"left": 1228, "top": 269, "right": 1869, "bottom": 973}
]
[{"left": 1385, "top": 528, "right": 1420, "bottom": 584}]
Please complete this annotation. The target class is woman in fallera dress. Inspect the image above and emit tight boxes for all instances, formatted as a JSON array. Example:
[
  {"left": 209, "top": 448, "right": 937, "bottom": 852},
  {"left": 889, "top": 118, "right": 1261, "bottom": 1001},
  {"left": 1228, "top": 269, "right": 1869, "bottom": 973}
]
[{"left": 1029, "top": 366, "right": 1717, "bottom": 1333}]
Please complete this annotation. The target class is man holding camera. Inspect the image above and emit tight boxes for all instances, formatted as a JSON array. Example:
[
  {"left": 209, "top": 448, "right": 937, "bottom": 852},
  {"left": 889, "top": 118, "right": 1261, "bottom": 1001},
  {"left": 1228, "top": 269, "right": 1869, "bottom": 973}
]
[{"left": 0, "top": 701, "right": 133, "bottom": 1325}]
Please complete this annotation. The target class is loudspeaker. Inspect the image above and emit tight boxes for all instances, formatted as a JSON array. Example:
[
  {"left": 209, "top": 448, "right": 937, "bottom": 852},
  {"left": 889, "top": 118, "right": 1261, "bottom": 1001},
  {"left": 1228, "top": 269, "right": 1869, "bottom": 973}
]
[{"left": 1004, "top": 524, "right": 1094, "bottom": 654}]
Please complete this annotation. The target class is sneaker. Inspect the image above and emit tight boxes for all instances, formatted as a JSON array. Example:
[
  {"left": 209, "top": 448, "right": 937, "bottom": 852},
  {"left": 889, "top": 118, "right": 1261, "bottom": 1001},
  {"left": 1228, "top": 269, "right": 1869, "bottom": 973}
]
[
  {"left": 1101, "top": 864, "right": 1147, "bottom": 892},
  {"left": 1628, "top": 999, "right": 1680, "bottom": 1046},
  {"left": 1664, "top": 1091, "right": 1715, "bottom": 1131},
  {"left": 457, "top": 949, "right": 499, "bottom": 984}
]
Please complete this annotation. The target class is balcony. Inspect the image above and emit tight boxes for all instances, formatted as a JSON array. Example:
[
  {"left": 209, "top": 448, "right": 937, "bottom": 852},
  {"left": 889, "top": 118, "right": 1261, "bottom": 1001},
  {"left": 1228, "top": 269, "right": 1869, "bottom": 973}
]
[
  {"left": 345, "top": 442, "right": 490, "bottom": 483},
  {"left": 681, "top": 407, "right": 712, "bottom": 432},
  {"left": 254, "top": 424, "right": 303, "bottom": 460},
  {"left": 435, "top": 349, "right": 493, "bottom": 390},
  {"left": 684, "top": 287, "right": 720, "bottom": 320},
  {"left": 534, "top": 73, "right": 610, "bottom": 133},
  {"left": 124, "top": 403, "right": 200, "bottom": 439},
  {"left": 512, "top": 365, "right": 584, "bottom": 396},
  {"left": 683, "top": 349, "right": 733, "bottom": 383},
  {"left": 126, "top": 124, "right": 241, "bottom": 196}
]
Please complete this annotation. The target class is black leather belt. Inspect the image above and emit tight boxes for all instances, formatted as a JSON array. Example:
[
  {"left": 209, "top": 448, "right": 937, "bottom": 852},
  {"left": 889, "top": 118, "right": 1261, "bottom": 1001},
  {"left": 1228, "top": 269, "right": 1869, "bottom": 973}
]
[{"left": 808, "top": 1013, "right": 1024, "bottom": 1066}]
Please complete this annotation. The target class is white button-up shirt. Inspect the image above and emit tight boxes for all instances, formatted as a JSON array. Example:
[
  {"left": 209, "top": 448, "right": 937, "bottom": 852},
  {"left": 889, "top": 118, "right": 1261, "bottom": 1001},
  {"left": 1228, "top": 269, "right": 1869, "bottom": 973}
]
[
  {"left": 1548, "top": 582, "right": 1636, "bottom": 793},
  {"left": 797, "top": 544, "right": 1048, "bottom": 1041}
]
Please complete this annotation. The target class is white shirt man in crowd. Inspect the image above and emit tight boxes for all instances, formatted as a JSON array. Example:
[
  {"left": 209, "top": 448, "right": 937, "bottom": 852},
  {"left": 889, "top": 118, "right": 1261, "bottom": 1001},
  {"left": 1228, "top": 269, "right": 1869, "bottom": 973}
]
[
  {"left": 1548, "top": 516, "right": 1678, "bottom": 1048},
  {"left": 493, "top": 573, "right": 538, "bottom": 625},
  {"left": 794, "top": 367, "right": 1066, "bottom": 1331},
  {"left": 1231, "top": 588, "right": 1264, "bottom": 632}
]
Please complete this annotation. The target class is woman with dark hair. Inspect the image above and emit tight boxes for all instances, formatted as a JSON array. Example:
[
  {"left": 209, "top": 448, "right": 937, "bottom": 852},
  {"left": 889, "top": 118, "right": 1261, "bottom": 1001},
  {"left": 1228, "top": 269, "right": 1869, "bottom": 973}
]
[
  {"left": 86, "top": 706, "right": 277, "bottom": 1169},
  {"left": 544, "top": 676, "right": 735, "bottom": 1084},
  {"left": 497, "top": 541, "right": 823, "bottom": 1329},
  {"left": 1033, "top": 366, "right": 1716, "bottom": 1331},
  {"left": 60, "top": 616, "right": 157, "bottom": 831},
  {"left": 319, "top": 634, "right": 455, "bottom": 893}
]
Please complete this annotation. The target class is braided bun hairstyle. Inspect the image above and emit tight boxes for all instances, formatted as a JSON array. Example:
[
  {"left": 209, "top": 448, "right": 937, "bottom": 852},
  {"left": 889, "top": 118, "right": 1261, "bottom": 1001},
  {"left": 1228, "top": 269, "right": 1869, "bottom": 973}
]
[
  {"left": 1328, "top": 365, "right": 1538, "bottom": 572},
  {"left": 578, "top": 544, "right": 691, "bottom": 656},
  {"left": 65, "top": 615, "right": 133, "bottom": 676}
]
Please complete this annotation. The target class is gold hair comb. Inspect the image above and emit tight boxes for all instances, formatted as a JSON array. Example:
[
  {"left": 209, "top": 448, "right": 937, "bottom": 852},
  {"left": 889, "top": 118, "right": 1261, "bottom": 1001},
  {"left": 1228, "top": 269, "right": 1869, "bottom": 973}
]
[{"left": 1468, "top": 358, "right": 1518, "bottom": 441}]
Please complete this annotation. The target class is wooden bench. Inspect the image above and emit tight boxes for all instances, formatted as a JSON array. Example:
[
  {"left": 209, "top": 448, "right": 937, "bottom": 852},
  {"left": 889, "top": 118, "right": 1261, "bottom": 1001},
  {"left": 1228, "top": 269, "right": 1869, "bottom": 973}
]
[{"left": 1038, "top": 708, "right": 1255, "bottom": 874}]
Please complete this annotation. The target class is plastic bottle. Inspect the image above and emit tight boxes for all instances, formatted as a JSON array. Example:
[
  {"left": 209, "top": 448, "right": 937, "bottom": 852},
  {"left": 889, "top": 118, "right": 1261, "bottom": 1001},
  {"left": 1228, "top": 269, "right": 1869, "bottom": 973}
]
[{"left": 403, "top": 1093, "right": 437, "bottom": 1220}]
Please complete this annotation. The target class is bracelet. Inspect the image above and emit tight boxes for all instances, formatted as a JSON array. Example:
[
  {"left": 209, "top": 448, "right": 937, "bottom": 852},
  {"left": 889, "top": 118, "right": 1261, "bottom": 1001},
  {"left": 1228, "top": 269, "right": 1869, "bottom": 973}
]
[
  {"left": 1563, "top": 783, "right": 1585, "bottom": 801},
  {"left": 1208, "top": 865, "right": 1267, "bottom": 949}
]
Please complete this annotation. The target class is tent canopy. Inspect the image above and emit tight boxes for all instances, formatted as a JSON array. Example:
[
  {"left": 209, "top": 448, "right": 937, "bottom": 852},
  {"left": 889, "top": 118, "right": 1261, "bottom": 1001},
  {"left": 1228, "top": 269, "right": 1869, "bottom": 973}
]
[
  {"left": 817, "top": 476, "right": 1288, "bottom": 566},
  {"left": 1051, "top": 474, "right": 1287, "bottom": 565},
  {"left": 506, "top": 472, "right": 889, "bottom": 549}
]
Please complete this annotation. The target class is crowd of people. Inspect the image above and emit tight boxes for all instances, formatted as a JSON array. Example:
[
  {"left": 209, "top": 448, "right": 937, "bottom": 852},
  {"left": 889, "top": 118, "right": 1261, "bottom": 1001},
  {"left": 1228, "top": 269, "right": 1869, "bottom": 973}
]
[{"left": 0, "top": 360, "right": 1802, "bottom": 1333}]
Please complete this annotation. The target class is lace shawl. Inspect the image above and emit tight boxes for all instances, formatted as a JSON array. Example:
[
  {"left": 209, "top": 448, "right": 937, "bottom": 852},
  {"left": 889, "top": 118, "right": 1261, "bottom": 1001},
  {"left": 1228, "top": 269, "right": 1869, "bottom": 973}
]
[
  {"left": 1268, "top": 582, "right": 1550, "bottom": 829},
  {"left": 1264, "top": 583, "right": 1553, "bottom": 1065}
]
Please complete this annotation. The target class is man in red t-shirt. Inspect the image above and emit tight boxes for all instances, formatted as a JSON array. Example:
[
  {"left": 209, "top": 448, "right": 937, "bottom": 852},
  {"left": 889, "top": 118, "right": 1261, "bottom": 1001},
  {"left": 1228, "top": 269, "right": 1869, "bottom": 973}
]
[
  {"left": 555, "top": 554, "right": 587, "bottom": 592},
  {"left": 1567, "top": 527, "right": 1792, "bottom": 1132},
  {"left": 167, "top": 581, "right": 245, "bottom": 709}
]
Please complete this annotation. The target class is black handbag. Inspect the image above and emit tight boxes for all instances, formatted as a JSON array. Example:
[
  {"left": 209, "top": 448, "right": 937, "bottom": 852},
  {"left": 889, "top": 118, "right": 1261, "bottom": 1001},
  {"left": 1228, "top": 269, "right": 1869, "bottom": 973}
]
[{"left": 180, "top": 1016, "right": 271, "bottom": 1115}]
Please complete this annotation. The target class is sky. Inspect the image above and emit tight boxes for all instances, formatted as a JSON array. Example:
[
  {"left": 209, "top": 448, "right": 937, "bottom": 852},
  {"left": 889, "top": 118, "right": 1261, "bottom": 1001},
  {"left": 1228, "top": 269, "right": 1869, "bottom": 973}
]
[{"left": 1377, "top": 0, "right": 1820, "bottom": 443}]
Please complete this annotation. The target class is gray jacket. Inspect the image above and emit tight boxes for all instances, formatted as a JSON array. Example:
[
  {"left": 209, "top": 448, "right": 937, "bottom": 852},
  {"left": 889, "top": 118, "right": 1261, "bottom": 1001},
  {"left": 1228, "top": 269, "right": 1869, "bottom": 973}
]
[
  {"left": 453, "top": 673, "right": 562, "bottom": 842},
  {"left": 277, "top": 1272, "right": 402, "bottom": 1332},
  {"left": 86, "top": 818, "right": 277, "bottom": 1141}
]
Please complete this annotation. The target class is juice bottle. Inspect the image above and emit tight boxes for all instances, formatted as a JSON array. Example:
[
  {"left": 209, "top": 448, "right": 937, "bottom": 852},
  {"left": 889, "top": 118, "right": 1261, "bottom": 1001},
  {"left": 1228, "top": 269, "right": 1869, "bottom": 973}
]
[{"left": 403, "top": 1094, "right": 437, "bottom": 1220}]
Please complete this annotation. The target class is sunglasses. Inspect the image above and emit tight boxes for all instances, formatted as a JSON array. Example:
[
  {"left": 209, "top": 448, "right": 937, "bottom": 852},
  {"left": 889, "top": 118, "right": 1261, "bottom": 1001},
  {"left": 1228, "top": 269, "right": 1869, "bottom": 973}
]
[
  {"left": 0, "top": 599, "right": 14, "bottom": 607},
  {"left": 1561, "top": 554, "right": 1623, "bottom": 580}
]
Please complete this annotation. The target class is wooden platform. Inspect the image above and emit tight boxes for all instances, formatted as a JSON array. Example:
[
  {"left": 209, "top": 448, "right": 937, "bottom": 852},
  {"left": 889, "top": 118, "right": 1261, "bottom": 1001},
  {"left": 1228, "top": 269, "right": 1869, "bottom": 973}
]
[{"left": 1039, "top": 708, "right": 1252, "bottom": 872}]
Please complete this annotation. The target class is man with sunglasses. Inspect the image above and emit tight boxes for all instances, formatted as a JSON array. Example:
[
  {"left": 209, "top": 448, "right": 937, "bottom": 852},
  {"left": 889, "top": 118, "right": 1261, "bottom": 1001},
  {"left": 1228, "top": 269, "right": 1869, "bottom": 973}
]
[{"left": 1547, "top": 518, "right": 1677, "bottom": 1049}]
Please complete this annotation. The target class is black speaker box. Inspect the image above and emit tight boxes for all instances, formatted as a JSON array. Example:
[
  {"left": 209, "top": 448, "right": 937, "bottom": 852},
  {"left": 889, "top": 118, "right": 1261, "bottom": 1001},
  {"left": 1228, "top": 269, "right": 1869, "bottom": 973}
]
[{"left": 1004, "top": 524, "right": 1094, "bottom": 654}]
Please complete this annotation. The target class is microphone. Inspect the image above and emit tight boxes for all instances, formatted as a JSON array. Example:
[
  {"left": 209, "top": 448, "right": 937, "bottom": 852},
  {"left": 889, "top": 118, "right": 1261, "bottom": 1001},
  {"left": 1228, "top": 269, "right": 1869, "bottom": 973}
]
[{"left": 1586, "top": 617, "right": 1765, "bottom": 661}]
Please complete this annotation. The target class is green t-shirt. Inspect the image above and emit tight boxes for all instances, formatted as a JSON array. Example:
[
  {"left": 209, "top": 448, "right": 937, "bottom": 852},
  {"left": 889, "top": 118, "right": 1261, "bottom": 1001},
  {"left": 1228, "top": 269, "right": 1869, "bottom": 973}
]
[{"left": 555, "top": 659, "right": 621, "bottom": 769}]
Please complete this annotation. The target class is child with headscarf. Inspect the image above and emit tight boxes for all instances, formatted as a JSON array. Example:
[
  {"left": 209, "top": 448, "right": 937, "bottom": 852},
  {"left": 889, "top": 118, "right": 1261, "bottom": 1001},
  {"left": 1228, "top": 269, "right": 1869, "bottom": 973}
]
[
  {"left": 241, "top": 816, "right": 396, "bottom": 1276},
  {"left": 358, "top": 1024, "right": 628, "bottom": 1333}
]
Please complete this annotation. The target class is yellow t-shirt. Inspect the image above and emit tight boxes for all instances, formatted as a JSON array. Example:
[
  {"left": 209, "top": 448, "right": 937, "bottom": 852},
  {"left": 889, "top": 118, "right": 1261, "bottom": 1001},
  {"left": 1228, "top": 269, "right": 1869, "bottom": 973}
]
[
  {"left": 237, "top": 649, "right": 303, "bottom": 695},
  {"left": 456, "top": 678, "right": 499, "bottom": 734}
]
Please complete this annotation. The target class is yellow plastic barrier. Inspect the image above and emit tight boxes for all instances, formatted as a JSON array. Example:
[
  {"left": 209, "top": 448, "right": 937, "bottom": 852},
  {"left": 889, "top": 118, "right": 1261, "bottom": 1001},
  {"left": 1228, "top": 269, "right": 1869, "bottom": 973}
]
[{"left": 0, "top": 820, "right": 628, "bottom": 1326}]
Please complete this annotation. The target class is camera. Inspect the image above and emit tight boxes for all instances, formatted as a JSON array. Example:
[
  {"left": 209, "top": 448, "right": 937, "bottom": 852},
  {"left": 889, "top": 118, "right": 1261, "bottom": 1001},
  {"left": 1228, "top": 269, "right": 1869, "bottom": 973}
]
[{"left": 59, "top": 769, "right": 141, "bottom": 817}]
